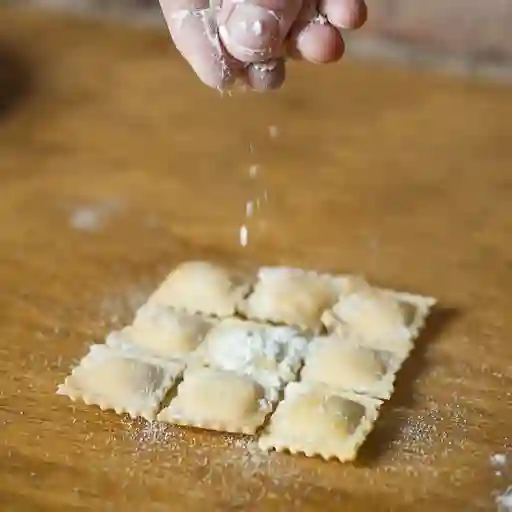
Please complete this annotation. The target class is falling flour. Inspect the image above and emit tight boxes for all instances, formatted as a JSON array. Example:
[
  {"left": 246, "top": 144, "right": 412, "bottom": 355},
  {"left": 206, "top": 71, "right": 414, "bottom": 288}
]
[
  {"left": 239, "top": 225, "right": 248, "bottom": 247},
  {"left": 238, "top": 127, "right": 277, "bottom": 247},
  {"left": 249, "top": 165, "right": 259, "bottom": 178}
]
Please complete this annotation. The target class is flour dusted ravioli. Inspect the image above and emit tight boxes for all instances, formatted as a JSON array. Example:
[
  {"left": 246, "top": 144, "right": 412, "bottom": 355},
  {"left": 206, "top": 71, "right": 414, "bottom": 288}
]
[
  {"left": 56, "top": 344, "right": 184, "bottom": 421},
  {"left": 58, "top": 260, "right": 438, "bottom": 465},
  {"left": 301, "top": 333, "right": 405, "bottom": 399},
  {"left": 158, "top": 367, "right": 274, "bottom": 434},
  {"left": 322, "top": 277, "right": 436, "bottom": 353},
  {"left": 259, "top": 382, "right": 381, "bottom": 461},
  {"left": 194, "top": 318, "right": 309, "bottom": 387},
  {"left": 240, "top": 266, "right": 346, "bottom": 333},
  {"left": 147, "top": 261, "right": 252, "bottom": 317},
  {"left": 106, "top": 303, "right": 216, "bottom": 360}
]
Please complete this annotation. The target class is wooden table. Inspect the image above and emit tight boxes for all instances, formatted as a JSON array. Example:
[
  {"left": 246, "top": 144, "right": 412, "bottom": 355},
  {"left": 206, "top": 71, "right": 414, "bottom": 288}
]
[{"left": 1, "top": 7, "right": 511, "bottom": 511}]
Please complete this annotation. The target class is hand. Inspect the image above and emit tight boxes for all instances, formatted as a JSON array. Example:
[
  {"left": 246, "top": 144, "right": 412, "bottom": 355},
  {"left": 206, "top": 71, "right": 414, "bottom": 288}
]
[{"left": 159, "top": 0, "right": 367, "bottom": 91}]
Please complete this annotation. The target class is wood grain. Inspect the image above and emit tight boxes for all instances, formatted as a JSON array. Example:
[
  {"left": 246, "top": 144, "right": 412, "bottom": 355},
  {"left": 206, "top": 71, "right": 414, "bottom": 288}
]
[{"left": 1, "top": 7, "right": 511, "bottom": 512}]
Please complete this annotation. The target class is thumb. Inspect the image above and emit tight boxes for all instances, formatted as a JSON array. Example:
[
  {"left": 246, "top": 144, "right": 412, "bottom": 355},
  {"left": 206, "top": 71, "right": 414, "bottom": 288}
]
[{"left": 217, "top": 0, "right": 303, "bottom": 63}]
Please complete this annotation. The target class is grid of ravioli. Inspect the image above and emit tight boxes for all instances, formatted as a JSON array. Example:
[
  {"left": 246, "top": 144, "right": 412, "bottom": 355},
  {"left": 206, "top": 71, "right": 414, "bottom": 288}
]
[{"left": 57, "top": 261, "right": 436, "bottom": 462}]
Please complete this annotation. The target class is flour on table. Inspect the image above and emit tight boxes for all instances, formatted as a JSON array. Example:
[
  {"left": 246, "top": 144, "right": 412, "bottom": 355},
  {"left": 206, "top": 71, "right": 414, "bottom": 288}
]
[
  {"left": 99, "top": 282, "right": 153, "bottom": 326},
  {"left": 69, "top": 199, "right": 125, "bottom": 233}
]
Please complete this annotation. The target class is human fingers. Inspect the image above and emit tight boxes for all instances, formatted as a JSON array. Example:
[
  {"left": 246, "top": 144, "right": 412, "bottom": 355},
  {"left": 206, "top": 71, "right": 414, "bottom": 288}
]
[
  {"left": 245, "top": 59, "right": 286, "bottom": 91},
  {"left": 287, "top": 1, "right": 345, "bottom": 64},
  {"left": 159, "top": 0, "right": 239, "bottom": 89},
  {"left": 319, "top": 0, "right": 368, "bottom": 30},
  {"left": 217, "top": 0, "right": 303, "bottom": 63}
]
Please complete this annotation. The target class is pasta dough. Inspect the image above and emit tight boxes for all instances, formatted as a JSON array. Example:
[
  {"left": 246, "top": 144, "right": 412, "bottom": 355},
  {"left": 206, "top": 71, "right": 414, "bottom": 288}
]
[
  {"left": 322, "top": 277, "right": 435, "bottom": 354},
  {"left": 56, "top": 260, "right": 437, "bottom": 464},
  {"left": 147, "top": 261, "right": 252, "bottom": 317},
  {"left": 240, "top": 266, "right": 346, "bottom": 333},
  {"left": 106, "top": 303, "right": 216, "bottom": 360},
  {"left": 301, "top": 332, "right": 403, "bottom": 399},
  {"left": 258, "top": 382, "right": 381, "bottom": 461},
  {"left": 56, "top": 344, "right": 184, "bottom": 421},
  {"left": 158, "top": 366, "right": 274, "bottom": 434}
]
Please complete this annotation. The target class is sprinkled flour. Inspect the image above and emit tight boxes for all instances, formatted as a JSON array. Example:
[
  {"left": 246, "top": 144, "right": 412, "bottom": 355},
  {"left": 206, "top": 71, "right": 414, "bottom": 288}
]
[
  {"left": 119, "top": 418, "right": 309, "bottom": 508},
  {"left": 99, "top": 282, "right": 154, "bottom": 326},
  {"left": 69, "top": 199, "right": 125, "bottom": 233},
  {"left": 238, "top": 126, "right": 277, "bottom": 247},
  {"left": 239, "top": 163, "right": 257, "bottom": 248},
  {"left": 384, "top": 400, "right": 469, "bottom": 468},
  {"left": 204, "top": 323, "right": 308, "bottom": 388}
]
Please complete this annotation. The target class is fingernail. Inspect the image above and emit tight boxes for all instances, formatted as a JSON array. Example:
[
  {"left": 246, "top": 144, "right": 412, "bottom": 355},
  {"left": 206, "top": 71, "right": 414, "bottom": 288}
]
[{"left": 221, "top": 4, "right": 281, "bottom": 54}]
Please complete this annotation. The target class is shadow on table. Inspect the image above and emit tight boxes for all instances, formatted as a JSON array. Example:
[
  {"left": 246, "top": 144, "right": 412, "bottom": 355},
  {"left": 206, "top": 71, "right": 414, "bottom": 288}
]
[
  {"left": 355, "top": 305, "right": 460, "bottom": 467},
  {"left": 0, "top": 41, "right": 35, "bottom": 121}
]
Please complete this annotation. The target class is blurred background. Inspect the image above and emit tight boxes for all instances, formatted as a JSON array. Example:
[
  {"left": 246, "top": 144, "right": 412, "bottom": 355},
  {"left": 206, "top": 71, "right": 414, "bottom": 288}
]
[
  {"left": 8, "top": 0, "right": 512, "bottom": 82},
  {"left": 1, "top": 3, "right": 512, "bottom": 511}
]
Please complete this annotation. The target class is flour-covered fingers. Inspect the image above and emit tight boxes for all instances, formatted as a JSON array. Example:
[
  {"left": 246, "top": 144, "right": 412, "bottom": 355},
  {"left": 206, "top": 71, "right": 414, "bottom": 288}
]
[
  {"left": 287, "top": 0, "right": 345, "bottom": 64},
  {"left": 319, "top": 0, "right": 368, "bottom": 30},
  {"left": 246, "top": 59, "right": 286, "bottom": 91},
  {"left": 217, "top": 0, "right": 303, "bottom": 63},
  {"left": 291, "top": 18, "right": 345, "bottom": 63},
  {"left": 160, "top": 0, "right": 239, "bottom": 89}
]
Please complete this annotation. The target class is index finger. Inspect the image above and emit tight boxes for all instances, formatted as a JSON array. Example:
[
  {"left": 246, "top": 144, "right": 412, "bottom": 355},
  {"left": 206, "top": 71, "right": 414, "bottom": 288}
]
[{"left": 159, "top": 0, "right": 238, "bottom": 89}]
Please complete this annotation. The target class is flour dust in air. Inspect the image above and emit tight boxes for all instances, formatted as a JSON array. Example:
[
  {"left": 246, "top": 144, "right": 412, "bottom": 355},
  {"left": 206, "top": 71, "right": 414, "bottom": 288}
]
[
  {"left": 240, "top": 225, "right": 248, "bottom": 247},
  {"left": 238, "top": 128, "right": 277, "bottom": 248}
]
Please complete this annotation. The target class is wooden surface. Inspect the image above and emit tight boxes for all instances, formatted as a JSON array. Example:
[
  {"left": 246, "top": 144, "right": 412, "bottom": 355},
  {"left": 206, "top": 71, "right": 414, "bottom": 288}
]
[{"left": 1, "top": 7, "right": 512, "bottom": 512}]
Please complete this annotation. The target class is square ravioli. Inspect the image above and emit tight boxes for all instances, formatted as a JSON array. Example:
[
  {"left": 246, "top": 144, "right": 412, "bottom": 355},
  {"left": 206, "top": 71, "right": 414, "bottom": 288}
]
[
  {"left": 157, "top": 366, "right": 275, "bottom": 435},
  {"left": 239, "top": 266, "right": 347, "bottom": 333},
  {"left": 146, "top": 261, "right": 252, "bottom": 318},
  {"left": 56, "top": 344, "right": 184, "bottom": 421},
  {"left": 106, "top": 303, "right": 216, "bottom": 361},
  {"left": 258, "top": 382, "right": 381, "bottom": 461},
  {"left": 193, "top": 318, "right": 309, "bottom": 388},
  {"left": 322, "top": 277, "right": 436, "bottom": 354},
  {"left": 300, "top": 332, "right": 405, "bottom": 399}
]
